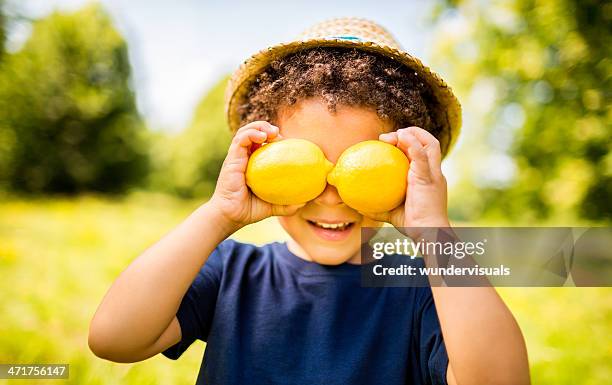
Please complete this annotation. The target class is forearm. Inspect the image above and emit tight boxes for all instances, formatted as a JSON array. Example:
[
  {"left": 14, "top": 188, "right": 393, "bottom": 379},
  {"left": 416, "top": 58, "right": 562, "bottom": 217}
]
[
  {"left": 419, "top": 227, "right": 530, "bottom": 385},
  {"left": 89, "top": 202, "right": 236, "bottom": 357},
  {"left": 419, "top": 226, "right": 530, "bottom": 384},
  {"left": 432, "top": 286, "right": 530, "bottom": 385}
]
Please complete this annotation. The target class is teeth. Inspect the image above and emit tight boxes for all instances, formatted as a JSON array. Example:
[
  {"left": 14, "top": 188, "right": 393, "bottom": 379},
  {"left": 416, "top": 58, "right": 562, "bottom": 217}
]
[{"left": 314, "top": 221, "right": 351, "bottom": 229}]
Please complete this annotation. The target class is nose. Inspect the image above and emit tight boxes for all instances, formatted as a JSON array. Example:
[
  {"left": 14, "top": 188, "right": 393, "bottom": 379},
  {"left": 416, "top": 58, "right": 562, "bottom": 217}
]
[{"left": 314, "top": 184, "right": 343, "bottom": 207}]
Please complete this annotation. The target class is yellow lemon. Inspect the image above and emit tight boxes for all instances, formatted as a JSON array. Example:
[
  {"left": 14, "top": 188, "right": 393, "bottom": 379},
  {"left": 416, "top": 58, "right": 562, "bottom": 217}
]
[
  {"left": 327, "top": 140, "right": 409, "bottom": 213},
  {"left": 246, "top": 138, "right": 333, "bottom": 205}
]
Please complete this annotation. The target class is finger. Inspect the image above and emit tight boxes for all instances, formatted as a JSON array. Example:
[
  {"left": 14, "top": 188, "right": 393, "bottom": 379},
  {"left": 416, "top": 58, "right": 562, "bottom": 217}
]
[
  {"left": 239, "top": 128, "right": 269, "bottom": 146},
  {"left": 226, "top": 128, "right": 268, "bottom": 162},
  {"left": 360, "top": 203, "right": 405, "bottom": 228},
  {"left": 404, "top": 126, "right": 438, "bottom": 146},
  {"left": 426, "top": 144, "right": 443, "bottom": 179},
  {"left": 379, "top": 132, "right": 398, "bottom": 145},
  {"left": 266, "top": 132, "right": 284, "bottom": 143},
  {"left": 404, "top": 126, "right": 442, "bottom": 177},
  {"left": 397, "top": 130, "right": 432, "bottom": 184},
  {"left": 250, "top": 131, "right": 285, "bottom": 153},
  {"left": 236, "top": 121, "right": 280, "bottom": 140},
  {"left": 271, "top": 203, "right": 306, "bottom": 216},
  {"left": 236, "top": 121, "right": 282, "bottom": 154},
  {"left": 359, "top": 210, "right": 391, "bottom": 223}
]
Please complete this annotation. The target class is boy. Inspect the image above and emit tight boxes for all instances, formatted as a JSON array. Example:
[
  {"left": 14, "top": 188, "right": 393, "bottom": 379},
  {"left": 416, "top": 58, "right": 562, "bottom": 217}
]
[{"left": 89, "top": 18, "right": 530, "bottom": 385}]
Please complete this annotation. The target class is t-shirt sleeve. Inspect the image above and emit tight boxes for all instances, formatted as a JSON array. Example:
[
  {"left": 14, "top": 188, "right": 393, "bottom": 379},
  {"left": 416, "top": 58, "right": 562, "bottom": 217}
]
[
  {"left": 161, "top": 241, "right": 227, "bottom": 360},
  {"left": 415, "top": 287, "right": 449, "bottom": 385}
]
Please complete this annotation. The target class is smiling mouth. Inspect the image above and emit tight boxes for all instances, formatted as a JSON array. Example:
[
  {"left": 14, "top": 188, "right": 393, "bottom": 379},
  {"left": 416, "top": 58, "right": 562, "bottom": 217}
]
[{"left": 307, "top": 220, "right": 355, "bottom": 231}]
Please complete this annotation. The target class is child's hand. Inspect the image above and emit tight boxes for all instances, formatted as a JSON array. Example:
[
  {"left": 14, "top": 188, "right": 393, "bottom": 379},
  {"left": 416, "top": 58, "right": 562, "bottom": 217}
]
[
  {"left": 361, "top": 126, "right": 450, "bottom": 236},
  {"left": 209, "top": 121, "right": 305, "bottom": 232}
]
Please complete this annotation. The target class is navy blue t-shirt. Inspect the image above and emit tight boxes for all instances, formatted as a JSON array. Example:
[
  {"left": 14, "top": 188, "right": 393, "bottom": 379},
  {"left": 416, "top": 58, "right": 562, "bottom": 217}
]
[{"left": 163, "top": 239, "right": 448, "bottom": 385}]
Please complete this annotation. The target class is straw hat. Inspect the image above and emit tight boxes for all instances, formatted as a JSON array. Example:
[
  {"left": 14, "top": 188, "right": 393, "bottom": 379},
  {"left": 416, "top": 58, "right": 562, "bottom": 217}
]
[{"left": 225, "top": 17, "right": 462, "bottom": 157}]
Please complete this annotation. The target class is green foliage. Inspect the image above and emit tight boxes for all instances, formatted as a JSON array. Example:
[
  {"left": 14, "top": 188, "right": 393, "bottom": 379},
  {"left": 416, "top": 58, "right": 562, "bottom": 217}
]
[
  {"left": 149, "top": 77, "right": 231, "bottom": 198},
  {"left": 0, "top": 0, "right": 5, "bottom": 60},
  {"left": 431, "top": 0, "right": 611, "bottom": 223},
  {"left": 0, "top": 4, "right": 149, "bottom": 193}
]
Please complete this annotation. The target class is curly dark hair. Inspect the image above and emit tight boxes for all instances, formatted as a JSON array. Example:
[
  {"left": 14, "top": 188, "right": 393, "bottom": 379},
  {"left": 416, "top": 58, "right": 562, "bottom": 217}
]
[{"left": 238, "top": 47, "right": 443, "bottom": 139}]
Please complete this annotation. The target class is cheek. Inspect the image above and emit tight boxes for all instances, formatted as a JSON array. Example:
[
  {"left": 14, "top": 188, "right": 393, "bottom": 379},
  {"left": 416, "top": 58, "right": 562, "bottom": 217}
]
[{"left": 277, "top": 214, "right": 304, "bottom": 232}]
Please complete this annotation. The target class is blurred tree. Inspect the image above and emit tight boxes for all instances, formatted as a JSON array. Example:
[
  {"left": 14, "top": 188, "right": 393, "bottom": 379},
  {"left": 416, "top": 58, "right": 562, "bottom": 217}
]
[
  {"left": 431, "top": 0, "right": 611, "bottom": 223},
  {"left": 0, "top": 3, "right": 148, "bottom": 193},
  {"left": 0, "top": 0, "right": 5, "bottom": 60},
  {"left": 149, "top": 77, "right": 231, "bottom": 198}
]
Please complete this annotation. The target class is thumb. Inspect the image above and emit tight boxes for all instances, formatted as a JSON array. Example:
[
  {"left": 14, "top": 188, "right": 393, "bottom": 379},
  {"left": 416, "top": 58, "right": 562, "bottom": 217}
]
[{"left": 271, "top": 203, "right": 306, "bottom": 216}]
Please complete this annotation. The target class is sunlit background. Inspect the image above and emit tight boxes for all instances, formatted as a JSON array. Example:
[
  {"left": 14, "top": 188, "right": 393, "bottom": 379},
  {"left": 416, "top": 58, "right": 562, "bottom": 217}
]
[{"left": 0, "top": 0, "right": 610, "bottom": 384}]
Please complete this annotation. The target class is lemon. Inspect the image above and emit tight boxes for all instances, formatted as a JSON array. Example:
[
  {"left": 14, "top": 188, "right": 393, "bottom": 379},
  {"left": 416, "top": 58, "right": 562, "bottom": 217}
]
[
  {"left": 246, "top": 138, "right": 333, "bottom": 205},
  {"left": 327, "top": 140, "right": 409, "bottom": 213}
]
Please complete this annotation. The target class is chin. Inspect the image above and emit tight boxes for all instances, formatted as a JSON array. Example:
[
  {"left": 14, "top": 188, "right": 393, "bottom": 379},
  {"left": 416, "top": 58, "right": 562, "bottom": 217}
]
[
  {"left": 293, "top": 235, "right": 361, "bottom": 265},
  {"left": 308, "top": 247, "right": 355, "bottom": 265}
]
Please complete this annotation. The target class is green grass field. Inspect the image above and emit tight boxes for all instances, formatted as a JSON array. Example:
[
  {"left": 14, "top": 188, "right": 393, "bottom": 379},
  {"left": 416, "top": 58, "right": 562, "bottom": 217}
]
[{"left": 1, "top": 193, "right": 610, "bottom": 384}]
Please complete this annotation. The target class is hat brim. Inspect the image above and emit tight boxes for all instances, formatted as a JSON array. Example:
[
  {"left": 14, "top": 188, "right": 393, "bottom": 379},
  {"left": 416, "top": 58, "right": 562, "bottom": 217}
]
[{"left": 225, "top": 38, "right": 462, "bottom": 157}]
